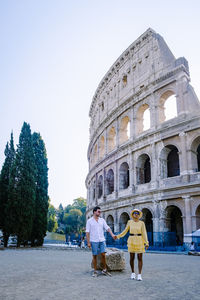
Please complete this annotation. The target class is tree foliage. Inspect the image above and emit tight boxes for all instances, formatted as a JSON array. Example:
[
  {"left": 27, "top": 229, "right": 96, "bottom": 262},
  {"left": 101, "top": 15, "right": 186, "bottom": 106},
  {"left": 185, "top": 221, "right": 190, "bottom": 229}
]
[
  {"left": 7, "top": 122, "right": 36, "bottom": 247},
  {"left": 0, "top": 133, "right": 15, "bottom": 246},
  {"left": 0, "top": 123, "right": 49, "bottom": 247},
  {"left": 47, "top": 203, "right": 58, "bottom": 232},
  {"left": 30, "top": 132, "right": 48, "bottom": 246}
]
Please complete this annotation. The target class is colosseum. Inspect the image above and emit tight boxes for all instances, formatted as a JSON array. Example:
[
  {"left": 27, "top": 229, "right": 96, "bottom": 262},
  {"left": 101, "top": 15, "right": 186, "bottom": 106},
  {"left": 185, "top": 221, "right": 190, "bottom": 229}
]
[{"left": 86, "top": 28, "right": 200, "bottom": 250}]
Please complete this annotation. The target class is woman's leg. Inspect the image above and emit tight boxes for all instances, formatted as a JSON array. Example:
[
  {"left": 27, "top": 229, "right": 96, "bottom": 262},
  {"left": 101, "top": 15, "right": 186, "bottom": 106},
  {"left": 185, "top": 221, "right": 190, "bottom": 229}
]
[
  {"left": 137, "top": 253, "right": 143, "bottom": 274},
  {"left": 130, "top": 253, "right": 135, "bottom": 273}
]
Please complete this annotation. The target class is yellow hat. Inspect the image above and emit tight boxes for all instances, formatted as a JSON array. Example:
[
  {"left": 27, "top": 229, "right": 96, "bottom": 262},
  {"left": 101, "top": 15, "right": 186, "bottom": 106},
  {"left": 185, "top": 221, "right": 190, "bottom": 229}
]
[{"left": 131, "top": 209, "right": 143, "bottom": 219}]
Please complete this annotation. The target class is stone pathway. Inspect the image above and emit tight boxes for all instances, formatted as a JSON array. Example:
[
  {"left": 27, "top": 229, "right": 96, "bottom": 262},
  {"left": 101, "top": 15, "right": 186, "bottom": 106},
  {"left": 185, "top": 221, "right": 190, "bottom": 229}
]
[{"left": 0, "top": 248, "right": 200, "bottom": 300}]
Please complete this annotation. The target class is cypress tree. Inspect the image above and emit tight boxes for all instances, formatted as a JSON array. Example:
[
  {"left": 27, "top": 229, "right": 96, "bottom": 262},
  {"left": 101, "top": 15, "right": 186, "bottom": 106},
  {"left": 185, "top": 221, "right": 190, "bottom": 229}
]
[
  {"left": 0, "top": 133, "right": 15, "bottom": 247},
  {"left": 31, "top": 132, "right": 48, "bottom": 246},
  {"left": 7, "top": 122, "right": 36, "bottom": 247}
]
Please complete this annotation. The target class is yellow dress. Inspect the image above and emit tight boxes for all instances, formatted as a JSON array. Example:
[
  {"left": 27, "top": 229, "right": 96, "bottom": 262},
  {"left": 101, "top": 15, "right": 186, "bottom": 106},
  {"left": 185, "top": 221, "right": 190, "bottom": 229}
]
[{"left": 117, "top": 220, "right": 149, "bottom": 253}]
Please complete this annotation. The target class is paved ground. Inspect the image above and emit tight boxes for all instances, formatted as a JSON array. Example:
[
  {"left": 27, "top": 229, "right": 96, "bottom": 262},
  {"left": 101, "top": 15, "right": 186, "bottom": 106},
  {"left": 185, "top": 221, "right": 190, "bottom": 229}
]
[{"left": 0, "top": 247, "right": 200, "bottom": 300}]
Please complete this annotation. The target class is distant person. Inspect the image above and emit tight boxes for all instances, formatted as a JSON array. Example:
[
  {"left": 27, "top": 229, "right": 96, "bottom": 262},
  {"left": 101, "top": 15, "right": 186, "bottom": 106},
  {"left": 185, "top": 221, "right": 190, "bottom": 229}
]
[
  {"left": 117, "top": 209, "right": 149, "bottom": 281},
  {"left": 190, "top": 241, "right": 195, "bottom": 252},
  {"left": 81, "top": 237, "right": 85, "bottom": 248},
  {"left": 86, "top": 206, "right": 116, "bottom": 277}
]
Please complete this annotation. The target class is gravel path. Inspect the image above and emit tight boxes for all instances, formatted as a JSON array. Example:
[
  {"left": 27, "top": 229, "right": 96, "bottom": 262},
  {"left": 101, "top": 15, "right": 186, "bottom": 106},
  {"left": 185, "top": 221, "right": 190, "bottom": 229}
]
[{"left": 0, "top": 247, "right": 200, "bottom": 300}]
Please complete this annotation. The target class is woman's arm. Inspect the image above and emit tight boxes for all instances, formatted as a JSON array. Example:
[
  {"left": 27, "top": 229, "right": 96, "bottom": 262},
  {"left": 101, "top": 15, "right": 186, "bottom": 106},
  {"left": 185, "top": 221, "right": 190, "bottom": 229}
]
[
  {"left": 141, "top": 221, "right": 149, "bottom": 246},
  {"left": 117, "top": 221, "right": 130, "bottom": 239}
]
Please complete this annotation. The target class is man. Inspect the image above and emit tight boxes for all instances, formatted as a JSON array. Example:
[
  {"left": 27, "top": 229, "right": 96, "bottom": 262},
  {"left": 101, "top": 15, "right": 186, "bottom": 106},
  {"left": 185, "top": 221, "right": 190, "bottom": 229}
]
[{"left": 86, "top": 206, "right": 116, "bottom": 277}]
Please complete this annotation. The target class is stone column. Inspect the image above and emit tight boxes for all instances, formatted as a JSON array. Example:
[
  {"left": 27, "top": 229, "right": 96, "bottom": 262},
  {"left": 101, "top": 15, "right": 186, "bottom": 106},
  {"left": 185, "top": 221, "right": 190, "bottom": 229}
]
[
  {"left": 116, "top": 119, "right": 119, "bottom": 149},
  {"left": 151, "top": 142, "right": 158, "bottom": 188},
  {"left": 95, "top": 174, "right": 98, "bottom": 205},
  {"left": 103, "top": 168, "right": 107, "bottom": 202},
  {"left": 130, "top": 106, "right": 134, "bottom": 141},
  {"left": 114, "top": 210, "right": 119, "bottom": 233},
  {"left": 179, "top": 132, "right": 189, "bottom": 180},
  {"left": 114, "top": 161, "right": 118, "bottom": 198},
  {"left": 105, "top": 127, "right": 108, "bottom": 155},
  {"left": 183, "top": 196, "right": 192, "bottom": 234},
  {"left": 176, "top": 75, "right": 190, "bottom": 115},
  {"left": 128, "top": 152, "right": 134, "bottom": 193}
]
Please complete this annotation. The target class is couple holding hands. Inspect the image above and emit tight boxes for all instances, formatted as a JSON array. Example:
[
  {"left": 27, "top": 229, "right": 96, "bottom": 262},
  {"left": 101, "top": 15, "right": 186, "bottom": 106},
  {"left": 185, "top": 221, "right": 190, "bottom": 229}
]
[{"left": 86, "top": 206, "right": 149, "bottom": 280}]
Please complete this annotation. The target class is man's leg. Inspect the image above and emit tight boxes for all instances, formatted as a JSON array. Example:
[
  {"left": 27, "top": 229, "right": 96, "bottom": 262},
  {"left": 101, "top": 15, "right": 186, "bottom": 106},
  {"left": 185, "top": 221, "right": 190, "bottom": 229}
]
[
  {"left": 101, "top": 252, "right": 106, "bottom": 270},
  {"left": 93, "top": 255, "right": 97, "bottom": 271}
]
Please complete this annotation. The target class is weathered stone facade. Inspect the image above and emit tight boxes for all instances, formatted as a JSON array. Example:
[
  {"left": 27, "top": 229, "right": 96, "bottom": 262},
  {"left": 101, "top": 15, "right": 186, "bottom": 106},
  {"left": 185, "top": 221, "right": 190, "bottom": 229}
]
[{"left": 86, "top": 28, "right": 200, "bottom": 248}]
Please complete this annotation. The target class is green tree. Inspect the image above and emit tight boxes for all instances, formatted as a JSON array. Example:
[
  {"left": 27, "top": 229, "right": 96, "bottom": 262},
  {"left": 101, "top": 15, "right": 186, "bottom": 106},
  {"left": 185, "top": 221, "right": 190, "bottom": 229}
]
[
  {"left": 63, "top": 197, "right": 86, "bottom": 235},
  {"left": 47, "top": 204, "right": 58, "bottom": 232},
  {"left": 0, "top": 133, "right": 15, "bottom": 247},
  {"left": 30, "top": 132, "right": 48, "bottom": 246},
  {"left": 7, "top": 122, "right": 36, "bottom": 247},
  {"left": 57, "top": 203, "right": 64, "bottom": 225},
  {"left": 63, "top": 208, "right": 82, "bottom": 233}
]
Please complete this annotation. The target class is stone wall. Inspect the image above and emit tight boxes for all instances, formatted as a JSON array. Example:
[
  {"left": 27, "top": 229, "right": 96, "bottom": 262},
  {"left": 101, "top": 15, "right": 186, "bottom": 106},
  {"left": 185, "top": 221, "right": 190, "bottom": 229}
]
[{"left": 86, "top": 28, "right": 200, "bottom": 248}]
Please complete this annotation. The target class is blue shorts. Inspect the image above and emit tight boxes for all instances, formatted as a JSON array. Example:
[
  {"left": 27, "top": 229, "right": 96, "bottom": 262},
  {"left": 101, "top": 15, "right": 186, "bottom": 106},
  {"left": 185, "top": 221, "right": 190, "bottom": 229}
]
[{"left": 91, "top": 241, "right": 106, "bottom": 255}]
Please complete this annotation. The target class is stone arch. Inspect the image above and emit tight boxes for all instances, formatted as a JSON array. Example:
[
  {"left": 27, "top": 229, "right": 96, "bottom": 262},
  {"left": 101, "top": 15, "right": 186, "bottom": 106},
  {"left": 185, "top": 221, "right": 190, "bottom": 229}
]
[
  {"left": 93, "top": 144, "right": 98, "bottom": 164},
  {"left": 99, "top": 135, "right": 105, "bottom": 159},
  {"left": 165, "top": 205, "right": 183, "bottom": 246},
  {"left": 106, "top": 169, "right": 114, "bottom": 195},
  {"left": 119, "top": 162, "right": 130, "bottom": 190},
  {"left": 190, "top": 136, "right": 200, "bottom": 172},
  {"left": 92, "top": 180, "right": 96, "bottom": 202},
  {"left": 136, "top": 103, "right": 150, "bottom": 134},
  {"left": 158, "top": 90, "right": 177, "bottom": 123},
  {"left": 97, "top": 175, "right": 103, "bottom": 199},
  {"left": 107, "top": 215, "right": 114, "bottom": 232},
  {"left": 160, "top": 145, "right": 180, "bottom": 178},
  {"left": 142, "top": 208, "right": 153, "bottom": 246},
  {"left": 108, "top": 127, "right": 116, "bottom": 152},
  {"left": 136, "top": 153, "right": 151, "bottom": 184},
  {"left": 119, "top": 212, "right": 130, "bottom": 231},
  {"left": 195, "top": 205, "right": 200, "bottom": 229},
  {"left": 119, "top": 116, "right": 130, "bottom": 144}
]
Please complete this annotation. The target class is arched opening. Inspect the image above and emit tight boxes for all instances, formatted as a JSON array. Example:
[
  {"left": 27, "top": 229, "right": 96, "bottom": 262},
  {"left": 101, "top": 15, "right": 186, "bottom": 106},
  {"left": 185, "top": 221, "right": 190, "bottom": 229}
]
[
  {"left": 108, "top": 127, "right": 116, "bottom": 152},
  {"left": 97, "top": 175, "right": 103, "bottom": 199},
  {"left": 136, "top": 104, "right": 150, "bottom": 134},
  {"left": 198, "top": 145, "right": 200, "bottom": 172},
  {"left": 119, "top": 116, "right": 130, "bottom": 144},
  {"left": 106, "top": 169, "right": 114, "bottom": 195},
  {"left": 119, "top": 162, "right": 129, "bottom": 190},
  {"left": 142, "top": 208, "right": 153, "bottom": 246},
  {"left": 165, "top": 206, "right": 183, "bottom": 246},
  {"left": 119, "top": 212, "right": 130, "bottom": 231},
  {"left": 99, "top": 136, "right": 105, "bottom": 159},
  {"left": 92, "top": 181, "right": 96, "bottom": 202},
  {"left": 159, "top": 91, "right": 177, "bottom": 123},
  {"left": 190, "top": 137, "right": 200, "bottom": 172},
  {"left": 136, "top": 154, "right": 151, "bottom": 184},
  {"left": 195, "top": 205, "right": 200, "bottom": 229},
  {"left": 93, "top": 144, "right": 98, "bottom": 164},
  {"left": 164, "top": 95, "right": 177, "bottom": 121},
  {"left": 107, "top": 215, "right": 114, "bottom": 232},
  {"left": 160, "top": 145, "right": 180, "bottom": 178},
  {"left": 167, "top": 146, "right": 180, "bottom": 177}
]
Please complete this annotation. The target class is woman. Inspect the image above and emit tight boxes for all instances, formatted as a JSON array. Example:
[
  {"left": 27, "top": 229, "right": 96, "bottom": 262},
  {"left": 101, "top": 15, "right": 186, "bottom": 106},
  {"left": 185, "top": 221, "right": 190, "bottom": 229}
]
[{"left": 117, "top": 209, "right": 149, "bottom": 281}]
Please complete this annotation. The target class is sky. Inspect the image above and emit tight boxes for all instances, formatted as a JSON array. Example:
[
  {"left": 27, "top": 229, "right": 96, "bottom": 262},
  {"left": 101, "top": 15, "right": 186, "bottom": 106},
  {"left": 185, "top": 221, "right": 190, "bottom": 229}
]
[{"left": 0, "top": 0, "right": 200, "bottom": 208}]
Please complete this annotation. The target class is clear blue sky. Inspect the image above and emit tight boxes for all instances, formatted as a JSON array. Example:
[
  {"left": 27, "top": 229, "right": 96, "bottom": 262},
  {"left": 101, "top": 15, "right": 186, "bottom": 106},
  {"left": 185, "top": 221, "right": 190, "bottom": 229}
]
[{"left": 1, "top": 0, "right": 200, "bottom": 208}]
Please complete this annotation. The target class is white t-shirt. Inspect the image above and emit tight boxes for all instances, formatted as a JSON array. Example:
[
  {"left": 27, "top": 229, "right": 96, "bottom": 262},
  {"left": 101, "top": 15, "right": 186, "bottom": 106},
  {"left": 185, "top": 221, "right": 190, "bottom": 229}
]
[{"left": 86, "top": 217, "right": 110, "bottom": 242}]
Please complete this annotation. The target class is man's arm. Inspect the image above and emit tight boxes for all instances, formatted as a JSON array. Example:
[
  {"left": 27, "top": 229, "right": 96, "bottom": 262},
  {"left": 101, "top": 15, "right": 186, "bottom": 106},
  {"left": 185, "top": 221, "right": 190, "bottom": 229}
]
[
  {"left": 86, "top": 232, "right": 91, "bottom": 248},
  {"left": 107, "top": 228, "right": 117, "bottom": 240}
]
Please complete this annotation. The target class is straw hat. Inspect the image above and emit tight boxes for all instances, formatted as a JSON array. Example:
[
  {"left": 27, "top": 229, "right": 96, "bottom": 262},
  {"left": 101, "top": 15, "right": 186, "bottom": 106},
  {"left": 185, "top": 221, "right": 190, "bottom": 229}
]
[{"left": 131, "top": 209, "right": 143, "bottom": 219}]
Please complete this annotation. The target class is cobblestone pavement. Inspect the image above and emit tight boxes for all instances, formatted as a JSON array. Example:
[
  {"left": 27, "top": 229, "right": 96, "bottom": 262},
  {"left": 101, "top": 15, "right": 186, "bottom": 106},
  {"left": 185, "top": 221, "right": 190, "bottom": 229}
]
[{"left": 0, "top": 248, "right": 200, "bottom": 300}]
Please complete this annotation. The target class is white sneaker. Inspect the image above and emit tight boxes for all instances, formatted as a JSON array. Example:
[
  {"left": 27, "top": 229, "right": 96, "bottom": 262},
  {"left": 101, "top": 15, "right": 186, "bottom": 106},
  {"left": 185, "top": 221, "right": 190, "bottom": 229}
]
[
  {"left": 137, "top": 274, "right": 142, "bottom": 281},
  {"left": 130, "top": 272, "right": 136, "bottom": 279}
]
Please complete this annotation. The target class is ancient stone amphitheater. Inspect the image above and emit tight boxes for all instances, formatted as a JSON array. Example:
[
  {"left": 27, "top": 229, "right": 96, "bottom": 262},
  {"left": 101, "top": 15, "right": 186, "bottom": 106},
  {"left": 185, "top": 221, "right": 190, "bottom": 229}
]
[{"left": 86, "top": 28, "right": 200, "bottom": 248}]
